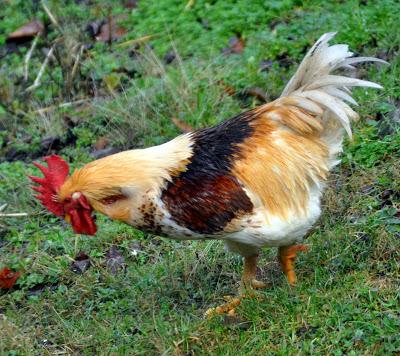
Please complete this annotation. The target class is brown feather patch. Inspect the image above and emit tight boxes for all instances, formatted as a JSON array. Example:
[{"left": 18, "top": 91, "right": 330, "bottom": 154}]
[{"left": 161, "top": 175, "right": 253, "bottom": 234}]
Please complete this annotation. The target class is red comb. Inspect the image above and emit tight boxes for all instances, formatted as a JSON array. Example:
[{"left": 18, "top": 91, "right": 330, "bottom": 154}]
[{"left": 29, "top": 155, "right": 70, "bottom": 216}]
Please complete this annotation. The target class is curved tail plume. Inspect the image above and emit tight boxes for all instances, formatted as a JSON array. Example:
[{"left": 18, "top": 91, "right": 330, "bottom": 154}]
[{"left": 280, "top": 32, "right": 387, "bottom": 138}]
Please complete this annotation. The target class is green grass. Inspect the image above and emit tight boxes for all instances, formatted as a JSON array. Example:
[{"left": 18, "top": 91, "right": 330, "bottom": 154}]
[{"left": 1, "top": 0, "right": 399, "bottom": 354}]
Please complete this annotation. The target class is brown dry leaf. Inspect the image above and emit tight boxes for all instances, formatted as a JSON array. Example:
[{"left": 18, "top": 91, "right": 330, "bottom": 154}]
[
  {"left": 124, "top": 0, "right": 139, "bottom": 9},
  {"left": 164, "top": 50, "right": 176, "bottom": 64},
  {"left": 70, "top": 252, "right": 91, "bottom": 274},
  {"left": 222, "top": 35, "right": 245, "bottom": 55},
  {"left": 7, "top": 20, "right": 44, "bottom": 42},
  {"left": 95, "top": 17, "right": 127, "bottom": 42},
  {"left": 172, "top": 117, "right": 193, "bottom": 133},
  {"left": 222, "top": 315, "right": 251, "bottom": 330},
  {"left": 94, "top": 136, "right": 110, "bottom": 150},
  {"left": 91, "top": 147, "right": 120, "bottom": 159},
  {"left": 259, "top": 59, "right": 274, "bottom": 72},
  {"left": 106, "top": 245, "right": 125, "bottom": 275}
]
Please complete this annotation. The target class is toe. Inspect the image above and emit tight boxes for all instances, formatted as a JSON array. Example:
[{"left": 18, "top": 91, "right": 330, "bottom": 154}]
[
  {"left": 205, "top": 297, "right": 241, "bottom": 318},
  {"left": 251, "top": 279, "right": 267, "bottom": 289}
]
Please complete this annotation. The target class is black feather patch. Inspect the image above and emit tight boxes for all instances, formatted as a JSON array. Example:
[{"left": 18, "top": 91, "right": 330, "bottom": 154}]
[{"left": 186, "top": 109, "right": 257, "bottom": 178}]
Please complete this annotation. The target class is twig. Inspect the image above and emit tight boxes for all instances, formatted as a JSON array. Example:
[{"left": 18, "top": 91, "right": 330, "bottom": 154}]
[
  {"left": 117, "top": 34, "right": 154, "bottom": 48},
  {"left": 0, "top": 204, "right": 7, "bottom": 212},
  {"left": 26, "top": 46, "right": 55, "bottom": 92},
  {"left": 107, "top": 7, "right": 113, "bottom": 48},
  {"left": 0, "top": 213, "right": 28, "bottom": 217},
  {"left": 24, "top": 34, "right": 40, "bottom": 81},
  {"left": 67, "top": 44, "right": 84, "bottom": 95},
  {"left": 71, "top": 45, "right": 84, "bottom": 82},
  {"left": 41, "top": 0, "right": 63, "bottom": 33},
  {"left": 185, "top": 0, "right": 195, "bottom": 10},
  {"left": 31, "top": 99, "right": 89, "bottom": 115}
]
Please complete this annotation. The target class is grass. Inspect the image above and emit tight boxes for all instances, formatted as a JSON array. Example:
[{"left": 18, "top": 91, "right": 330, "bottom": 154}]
[{"left": 1, "top": 0, "right": 400, "bottom": 354}]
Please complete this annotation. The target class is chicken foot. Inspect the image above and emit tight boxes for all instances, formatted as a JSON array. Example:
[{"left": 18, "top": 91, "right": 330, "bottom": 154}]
[
  {"left": 241, "top": 253, "right": 267, "bottom": 291},
  {"left": 278, "top": 244, "right": 308, "bottom": 285},
  {"left": 205, "top": 254, "right": 266, "bottom": 317}
]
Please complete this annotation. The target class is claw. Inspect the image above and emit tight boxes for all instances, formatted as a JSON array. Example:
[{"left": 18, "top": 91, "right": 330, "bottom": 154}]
[
  {"left": 205, "top": 254, "right": 269, "bottom": 318},
  {"left": 251, "top": 279, "right": 267, "bottom": 289},
  {"left": 205, "top": 297, "right": 242, "bottom": 318}
]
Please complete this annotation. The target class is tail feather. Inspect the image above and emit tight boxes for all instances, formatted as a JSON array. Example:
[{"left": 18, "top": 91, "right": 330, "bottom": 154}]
[{"left": 280, "top": 32, "right": 387, "bottom": 138}]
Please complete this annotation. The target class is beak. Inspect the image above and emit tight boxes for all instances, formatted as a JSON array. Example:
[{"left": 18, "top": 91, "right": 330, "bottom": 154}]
[{"left": 65, "top": 214, "right": 71, "bottom": 224}]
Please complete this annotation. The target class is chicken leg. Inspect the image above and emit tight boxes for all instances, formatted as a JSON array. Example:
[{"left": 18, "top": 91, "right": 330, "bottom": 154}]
[
  {"left": 205, "top": 254, "right": 266, "bottom": 317},
  {"left": 241, "top": 254, "right": 267, "bottom": 291},
  {"left": 278, "top": 244, "right": 308, "bottom": 285}
]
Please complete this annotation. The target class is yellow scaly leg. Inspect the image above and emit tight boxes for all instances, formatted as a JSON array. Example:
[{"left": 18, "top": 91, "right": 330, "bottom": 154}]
[
  {"left": 205, "top": 254, "right": 266, "bottom": 317},
  {"left": 278, "top": 245, "right": 308, "bottom": 285}
]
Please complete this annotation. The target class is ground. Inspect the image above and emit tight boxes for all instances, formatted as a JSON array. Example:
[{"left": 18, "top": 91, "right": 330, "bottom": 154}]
[{"left": 0, "top": 0, "right": 399, "bottom": 354}]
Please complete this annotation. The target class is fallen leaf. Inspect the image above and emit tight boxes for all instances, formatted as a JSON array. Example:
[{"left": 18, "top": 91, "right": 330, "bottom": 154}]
[
  {"left": 27, "top": 283, "right": 58, "bottom": 296},
  {"left": 40, "top": 136, "right": 62, "bottom": 151},
  {"left": 7, "top": 20, "right": 44, "bottom": 43},
  {"left": 63, "top": 115, "right": 80, "bottom": 129},
  {"left": 0, "top": 267, "right": 20, "bottom": 289},
  {"left": 91, "top": 147, "right": 120, "bottom": 159},
  {"left": 360, "top": 185, "right": 374, "bottom": 194},
  {"left": 124, "top": 0, "right": 139, "bottom": 9},
  {"left": 296, "top": 325, "right": 318, "bottom": 338},
  {"left": 95, "top": 17, "right": 127, "bottom": 42},
  {"left": 222, "top": 35, "right": 245, "bottom": 55},
  {"left": 86, "top": 19, "right": 105, "bottom": 38},
  {"left": 106, "top": 245, "right": 125, "bottom": 275},
  {"left": 70, "top": 252, "right": 91, "bottom": 274},
  {"left": 172, "top": 117, "right": 193, "bottom": 133},
  {"left": 276, "top": 52, "right": 294, "bottom": 69},
  {"left": 94, "top": 137, "right": 110, "bottom": 150},
  {"left": 222, "top": 315, "right": 251, "bottom": 330},
  {"left": 380, "top": 189, "right": 393, "bottom": 200},
  {"left": 164, "top": 50, "right": 176, "bottom": 64},
  {"left": 259, "top": 59, "right": 274, "bottom": 72}
]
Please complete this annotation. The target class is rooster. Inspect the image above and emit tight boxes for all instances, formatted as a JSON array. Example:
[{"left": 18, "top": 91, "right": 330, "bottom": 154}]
[{"left": 30, "top": 33, "right": 385, "bottom": 315}]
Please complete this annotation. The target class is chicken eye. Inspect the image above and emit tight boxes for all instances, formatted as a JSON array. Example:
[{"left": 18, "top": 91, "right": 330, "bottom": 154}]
[{"left": 72, "top": 192, "right": 81, "bottom": 200}]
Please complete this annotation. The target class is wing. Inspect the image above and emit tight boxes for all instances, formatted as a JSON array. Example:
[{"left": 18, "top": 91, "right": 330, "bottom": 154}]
[{"left": 161, "top": 110, "right": 258, "bottom": 235}]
